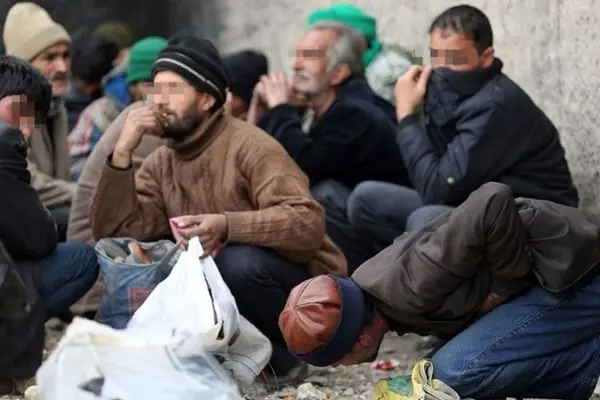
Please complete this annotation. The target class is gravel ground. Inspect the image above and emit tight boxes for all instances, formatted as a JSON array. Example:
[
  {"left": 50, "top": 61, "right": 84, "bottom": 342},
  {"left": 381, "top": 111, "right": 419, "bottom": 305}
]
[{"left": 3, "top": 321, "right": 600, "bottom": 400}]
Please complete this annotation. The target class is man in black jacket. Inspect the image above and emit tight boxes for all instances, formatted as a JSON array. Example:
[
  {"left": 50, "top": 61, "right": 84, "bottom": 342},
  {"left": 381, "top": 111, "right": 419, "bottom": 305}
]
[
  {"left": 254, "top": 22, "right": 414, "bottom": 271},
  {"left": 0, "top": 56, "right": 99, "bottom": 395},
  {"left": 347, "top": 5, "right": 578, "bottom": 254}
]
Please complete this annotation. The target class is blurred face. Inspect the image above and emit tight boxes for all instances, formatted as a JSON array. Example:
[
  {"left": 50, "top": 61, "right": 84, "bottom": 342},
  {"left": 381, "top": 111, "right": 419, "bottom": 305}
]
[
  {"left": 332, "top": 312, "right": 387, "bottom": 367},
  {"left": 31, "top": 42, "right": 71, "bottom": 96},
  {"left": 152, "top": 70, "right": 215, "bottom": 141},
  {"left": 0, "top": 95, "right": 37, "bottom": 140},
  {"left": 429, "top": 29, "right": 494, "bottom": 71},
  {"left": 292, "top": 29, "right": 339, "bottom": 99},
  {"left": 129, "top": 81, "right": 154, "bottom": 103}
]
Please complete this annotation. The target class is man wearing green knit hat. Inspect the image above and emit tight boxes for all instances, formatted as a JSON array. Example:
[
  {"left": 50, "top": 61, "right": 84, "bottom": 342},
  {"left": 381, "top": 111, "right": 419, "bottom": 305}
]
[
  {"left": 68, "top": 36, "right": 167, "bottom": 181},
  {"left": 307, "top": 3, "right": 414, "bottom": 104}
]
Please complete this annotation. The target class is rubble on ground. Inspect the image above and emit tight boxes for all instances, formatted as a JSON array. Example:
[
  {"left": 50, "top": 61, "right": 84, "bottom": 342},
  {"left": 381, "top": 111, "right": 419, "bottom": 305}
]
[{"left": 2, "top": 322, "right": 599, "bottom": 400}]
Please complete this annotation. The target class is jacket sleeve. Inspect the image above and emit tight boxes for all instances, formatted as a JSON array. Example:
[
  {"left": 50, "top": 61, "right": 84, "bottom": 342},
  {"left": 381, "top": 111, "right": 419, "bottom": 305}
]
[
  {"left": 414, "top": 182, "right": 533, "bottom": 298},
  {"left": 222, "top": 135, "right": 326, "bottom": 262},
  {"left": 0, "top": 126, "right": 57, "bottom": 259},
  {"left": 89, "top": 153, "right": 170, "bottom": 241},
  {"left": 28, "top": 158, "right": 76, "bottom": 208},
  {"left": 68, "top": 106, "right": 104, "bottom": 181},
  {"left": 396, "top": 105, "right": 513, "bottom": 205},
  {"left": 258, "top": 103, "right": 370, "bottom": 185}
]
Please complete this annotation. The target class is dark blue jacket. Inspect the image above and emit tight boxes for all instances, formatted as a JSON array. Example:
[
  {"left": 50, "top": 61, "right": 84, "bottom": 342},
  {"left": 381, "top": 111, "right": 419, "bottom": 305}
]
[
  {"left": 397, "top": 58, "right": 578, "bottom": 207},
  {"left": 258, "top": 76, "right": 412, "bottom": 189}
]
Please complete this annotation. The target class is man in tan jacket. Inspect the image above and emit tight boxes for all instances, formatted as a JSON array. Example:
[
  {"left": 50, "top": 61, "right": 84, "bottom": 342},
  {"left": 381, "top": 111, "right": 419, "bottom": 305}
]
[
  {"left": 3, "top": 2, "right": 75, "bottom": 241},
  {"left": 89, "top": 34, "right": 347, "bottom": 380}
]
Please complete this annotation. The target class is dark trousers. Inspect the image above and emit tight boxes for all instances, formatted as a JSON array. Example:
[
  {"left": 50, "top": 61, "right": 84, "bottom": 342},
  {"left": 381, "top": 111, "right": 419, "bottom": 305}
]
[
  {"left": 214, "top": 245, "right": 309, "bottom": 375},
  {"left": 312, "top": 180, "right": 454, "bottom": 272},
  {"left": 39, "top": 241, "right": 99, "bottom": 319},
  {"left": 48, "top": 205, "right": 70, "bottom": 243}
]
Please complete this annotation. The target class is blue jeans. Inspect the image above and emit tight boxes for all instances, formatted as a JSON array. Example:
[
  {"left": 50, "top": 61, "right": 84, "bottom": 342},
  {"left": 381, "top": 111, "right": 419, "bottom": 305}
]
[
  {"left": 431, "top": 274, "right": 600, "bottom": 399},
  {"left": 38, "top": 242, "right": 99, "bottom": 320}
]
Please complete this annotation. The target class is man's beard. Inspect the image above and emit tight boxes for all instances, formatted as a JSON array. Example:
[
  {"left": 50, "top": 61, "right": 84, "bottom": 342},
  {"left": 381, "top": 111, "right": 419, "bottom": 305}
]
[
  {"left": 292, "top": 70, "right": 330, "bottom": 102},
  {"left": 161, "top": 101, "right": 205, "bottom": 142}
]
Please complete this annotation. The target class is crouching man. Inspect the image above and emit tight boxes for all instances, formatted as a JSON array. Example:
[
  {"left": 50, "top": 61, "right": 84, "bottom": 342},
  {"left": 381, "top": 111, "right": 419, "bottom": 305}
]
[
  {"left": 0, "top": 56, "right": 98, "bottom": 395},
  {"left": 88, "top": 34, "right": 347, "bottom": 378},
  {"left": 279, "top": 182, "right": 600, "bottom": 399}
]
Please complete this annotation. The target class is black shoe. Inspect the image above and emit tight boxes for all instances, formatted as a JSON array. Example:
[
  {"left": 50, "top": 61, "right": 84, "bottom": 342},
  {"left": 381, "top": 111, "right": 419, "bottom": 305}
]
[{"left": 0, "top": 379, "right": 15, "bottom": 395}]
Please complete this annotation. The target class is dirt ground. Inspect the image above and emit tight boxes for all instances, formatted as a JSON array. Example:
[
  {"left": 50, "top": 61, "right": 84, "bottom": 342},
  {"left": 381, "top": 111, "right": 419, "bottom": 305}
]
[{"left": 4, "top": 322, "right": 600, "bottom": 400}]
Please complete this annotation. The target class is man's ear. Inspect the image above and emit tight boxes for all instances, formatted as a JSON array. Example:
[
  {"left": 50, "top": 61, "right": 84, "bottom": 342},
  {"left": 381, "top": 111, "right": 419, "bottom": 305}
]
[
  {"left": 329, "top": 64, "right": 352, "bottom": 86},
  {"left": 199, "top": 94, "right": 217, "bottom": 112},
  {"left": 481, "top": 47, "right": 495, "bottom": 68}
]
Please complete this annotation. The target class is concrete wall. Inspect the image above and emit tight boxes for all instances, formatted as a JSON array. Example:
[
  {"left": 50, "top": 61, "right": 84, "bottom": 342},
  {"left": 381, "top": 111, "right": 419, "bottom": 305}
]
[{"left": 215, "top": 0, "right": 600, "bottom": 211}]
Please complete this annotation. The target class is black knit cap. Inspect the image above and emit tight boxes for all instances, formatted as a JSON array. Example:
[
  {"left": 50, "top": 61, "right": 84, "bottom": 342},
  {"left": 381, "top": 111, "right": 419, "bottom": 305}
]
[
  {"left": 222, "top": 50, "right": 268, "bottom": 104},
  {"left": 152, "top": 32, "right": 230, "bottom": 107}
]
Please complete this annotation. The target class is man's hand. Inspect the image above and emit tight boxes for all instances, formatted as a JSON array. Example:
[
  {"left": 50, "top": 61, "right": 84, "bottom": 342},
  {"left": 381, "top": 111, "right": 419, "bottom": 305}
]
[
  {"left": 246, "top": 81, "right": 268, "bottom": 125},
  {"left": 476, "top": 292, "right": 508, "bottom": 318},
  {"left": 395, "top": 65, "right": 432, "bottom": 121},
  {"left": 113, "top": 107, "right": 164, "bottom": 168},
  {"left": 175, "top": 214, "right": 228, "bottom": 257},
  {"left": 260, "top": 73, "right": 291, "bottom": 109}
]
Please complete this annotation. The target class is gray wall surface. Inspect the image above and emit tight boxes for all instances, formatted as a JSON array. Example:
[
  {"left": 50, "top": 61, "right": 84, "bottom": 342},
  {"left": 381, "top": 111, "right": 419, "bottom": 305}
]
[{"left": 215, "top": 0, "right": 600, "bottom": 211}]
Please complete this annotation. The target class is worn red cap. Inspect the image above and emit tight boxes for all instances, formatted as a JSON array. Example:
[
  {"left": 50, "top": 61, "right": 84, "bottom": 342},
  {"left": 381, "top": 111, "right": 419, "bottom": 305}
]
[{"left": 278, "top": 275, "right": 342, "bottom": 355}]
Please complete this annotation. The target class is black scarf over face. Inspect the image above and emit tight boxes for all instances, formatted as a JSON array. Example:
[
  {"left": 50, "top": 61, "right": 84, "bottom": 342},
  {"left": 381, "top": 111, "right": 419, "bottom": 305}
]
[{"left": 424, "top": 58, "right": 503, "bottom": 126}]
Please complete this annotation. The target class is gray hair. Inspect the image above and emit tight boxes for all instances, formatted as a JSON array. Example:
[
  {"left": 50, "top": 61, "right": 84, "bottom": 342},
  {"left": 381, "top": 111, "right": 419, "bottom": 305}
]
[{"left": 310, "top": 21, "right": 366, "bottom": 75}]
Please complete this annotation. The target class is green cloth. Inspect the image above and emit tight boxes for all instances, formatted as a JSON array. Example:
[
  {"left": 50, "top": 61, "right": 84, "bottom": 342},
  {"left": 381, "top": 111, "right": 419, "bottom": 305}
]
[
  {"left": 126, "top": 36, "right": 168, "bottom": 84},
  {"left": 307, "top": 3, "right": 383, "bottom": 67}
]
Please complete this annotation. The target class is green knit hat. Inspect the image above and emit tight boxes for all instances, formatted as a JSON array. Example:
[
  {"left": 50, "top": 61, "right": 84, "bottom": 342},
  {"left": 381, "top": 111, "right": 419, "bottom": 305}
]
[
  {"left": 307, "top": 3, "right": 383, "bottom": 67},
  {"left": 126, "top": 36, "right": 167, "bottom": 85}
]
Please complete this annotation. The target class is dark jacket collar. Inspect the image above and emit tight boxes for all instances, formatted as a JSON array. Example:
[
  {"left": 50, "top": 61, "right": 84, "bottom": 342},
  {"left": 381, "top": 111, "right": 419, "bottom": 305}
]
[
  {"left": 330, "top": 75, "right": 396, "bottom": 121},
  {"left": 424, "top": 58, "right": 504, "bottom": 126}
]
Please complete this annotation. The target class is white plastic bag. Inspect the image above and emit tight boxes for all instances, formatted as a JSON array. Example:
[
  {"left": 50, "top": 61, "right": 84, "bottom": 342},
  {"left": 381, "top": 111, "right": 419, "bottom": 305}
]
[
  {"left": 128, "top": 237, "right": 239, "bottom": 351},
  {"left": 36, "top": 318, "right": 241, "bottom": 400}
]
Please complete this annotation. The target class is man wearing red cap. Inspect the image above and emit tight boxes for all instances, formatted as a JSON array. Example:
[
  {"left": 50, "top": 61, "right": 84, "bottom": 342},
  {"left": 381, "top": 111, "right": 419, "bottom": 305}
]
[{"left": 280, "top": 181, "right": 600, "bottom": 399}]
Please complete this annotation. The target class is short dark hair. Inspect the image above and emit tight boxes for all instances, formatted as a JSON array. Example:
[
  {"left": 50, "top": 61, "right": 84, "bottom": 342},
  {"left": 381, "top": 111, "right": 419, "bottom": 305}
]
[
  {"left": 72, "top": 34, "right": 120, "bottom": 85},
  {"left": 429, "top": 5, "right": 493, "bottom": 54},
  {"left": 0, "top": 55, "right": 51, "bottom": 115}
]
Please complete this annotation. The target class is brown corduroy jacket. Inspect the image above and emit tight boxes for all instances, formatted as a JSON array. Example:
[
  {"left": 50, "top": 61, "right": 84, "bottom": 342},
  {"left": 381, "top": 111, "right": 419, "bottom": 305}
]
[{"left": 89, "top": 109, "right": 347, "bottom": 277}]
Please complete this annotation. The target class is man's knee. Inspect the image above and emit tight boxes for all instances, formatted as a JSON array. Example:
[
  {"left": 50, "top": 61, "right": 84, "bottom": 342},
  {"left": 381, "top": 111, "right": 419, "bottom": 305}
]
[
  {"left": 406, "top": 205, "right": 453, "bottom": 231},
  {"left": 214, "top": 245, "right": 274, "bottom": 293},
  {"left": 55, "top": 241, "right": 99, "bottom": 279},
  {"left": 311, "top": 180, "right": 349, "bottom": 209},
  {"left": 347, "top": 181, "right": 385, "bottom": 225}
]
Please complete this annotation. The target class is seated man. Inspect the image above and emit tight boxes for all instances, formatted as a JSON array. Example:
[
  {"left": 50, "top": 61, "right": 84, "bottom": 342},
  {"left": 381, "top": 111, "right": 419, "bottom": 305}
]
[
  {"left": 222, "top": 50, "right": 269, "bottom": 120},
  {"left": 68, "top": 36, "right": 167, "bottom": 180},
  {"left": 4, "top": 2, "right": 77, "bottom": 241},
  {"left": 65, "top": 33, "right": 120, "bottom": 131},
  {"left": 348, "top": 5, "right": 578, "bottom": 252},
  {"left": 255, "top": 23, "right": 413, "bottom": 271},
  {"left": 280, "top": 182, "right": 600, "bottom": 399},
  {"left": 88, "top": 34, "right": 347, "bottom": 378},
  {"left": 307, "top": 2, "right": 414, "bottom": 105},
  {"left": 0, "top": 56, "right": 98, "bottom": 395}
]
